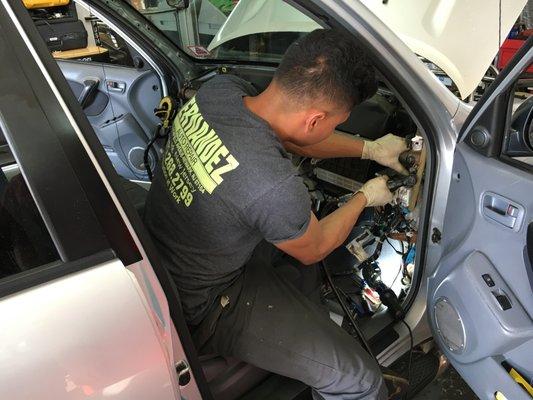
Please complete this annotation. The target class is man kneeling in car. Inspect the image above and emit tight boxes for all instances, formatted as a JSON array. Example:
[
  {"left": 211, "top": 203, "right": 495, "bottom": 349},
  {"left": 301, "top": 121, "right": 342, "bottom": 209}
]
[{"left": 144, "top": 29, "right": 408, "bottom": 400}]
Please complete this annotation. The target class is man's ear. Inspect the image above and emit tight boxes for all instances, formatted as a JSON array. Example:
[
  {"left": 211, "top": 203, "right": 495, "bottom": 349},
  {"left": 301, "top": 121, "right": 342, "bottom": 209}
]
[{"left": 306, "top": 111, "right": 326, "bottom": 132}]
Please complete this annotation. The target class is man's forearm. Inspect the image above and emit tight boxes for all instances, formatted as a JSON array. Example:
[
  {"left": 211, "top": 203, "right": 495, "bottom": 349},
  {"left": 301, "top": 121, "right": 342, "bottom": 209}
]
[
  {"left": 316, "top": 192, "right": 367, "bottom": 258},
  {"left": 284, "top": 130, "right": 365, "bottom": 159}
]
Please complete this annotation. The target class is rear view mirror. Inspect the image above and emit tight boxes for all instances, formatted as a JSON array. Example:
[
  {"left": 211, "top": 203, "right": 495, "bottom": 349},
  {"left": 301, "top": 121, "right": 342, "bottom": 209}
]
[
  {"left": 504, "top": 96, "right": 533, "bottom": 157},
  {"left": 166, "top": 0, "right": 189, "bottom": 9}
]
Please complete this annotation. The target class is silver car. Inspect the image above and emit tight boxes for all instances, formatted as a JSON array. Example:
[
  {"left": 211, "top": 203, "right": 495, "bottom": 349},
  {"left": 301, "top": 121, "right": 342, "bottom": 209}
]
[{"left": 0, "top": 0, "right": 532, "bottom": 399}]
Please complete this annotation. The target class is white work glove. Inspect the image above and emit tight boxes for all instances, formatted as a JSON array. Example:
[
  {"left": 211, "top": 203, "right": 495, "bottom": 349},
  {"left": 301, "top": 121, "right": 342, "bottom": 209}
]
[
  {"left": 361, "top": 134, "right": 408, "bottom": 174},
  {"left": 357, "top": 175, "right": 393, "bottom": 207}
]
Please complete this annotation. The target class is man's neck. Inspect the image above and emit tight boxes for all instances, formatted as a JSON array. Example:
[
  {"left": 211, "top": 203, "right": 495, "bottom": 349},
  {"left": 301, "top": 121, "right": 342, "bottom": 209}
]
[{"left": 243, "top": 84, "right": 293, "bottom": 142}]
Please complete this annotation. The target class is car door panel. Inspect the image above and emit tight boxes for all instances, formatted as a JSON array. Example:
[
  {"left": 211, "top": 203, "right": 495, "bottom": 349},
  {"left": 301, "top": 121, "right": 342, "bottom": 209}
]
[
  {"left": 504, "top": 336, "right": 533, "bottom": 383},
  {"left": 428, "top": 40, "right": 533, "bottom": 399},
  {"left": 456, "top": 356, "right": 532, "bottom": 400},
  {"left": 96, "top": 112, "right": 150, "bottom": 177},
  {"left": 0, "top": 260, "right": 181, "bottom": 400},
  {"left": 437, "top": 145, "right": 533, "bottom": 319},
  {"left": 429, "top": 144, "right": 533, "bottom": 399},
  {"left": 58, "top": 60, "right": 162, "bottom": 180}
]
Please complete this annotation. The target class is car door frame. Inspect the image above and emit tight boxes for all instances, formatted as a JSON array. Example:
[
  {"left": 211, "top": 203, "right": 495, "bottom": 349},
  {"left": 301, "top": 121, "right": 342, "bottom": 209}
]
[
  {"left": 80, "top": 0, "right": 200, "bottom": 90},
  {"left": 0, "top": 0, "right": 214, "bottom": 398},
  {"left": 89, "top": 0, "right": 467, "bottom": 366},
  {"left": 284, "top": 0, "right": 464, "bottom": 365}
]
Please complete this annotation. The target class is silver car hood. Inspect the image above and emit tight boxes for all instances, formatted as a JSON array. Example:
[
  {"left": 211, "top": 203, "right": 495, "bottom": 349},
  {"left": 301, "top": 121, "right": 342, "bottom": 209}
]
[
  {"left": 208, "top": 0, "right": 527, "bottom": 99},
  {"left": 207, "top": 0, "right": 321, "bottom": 52}
]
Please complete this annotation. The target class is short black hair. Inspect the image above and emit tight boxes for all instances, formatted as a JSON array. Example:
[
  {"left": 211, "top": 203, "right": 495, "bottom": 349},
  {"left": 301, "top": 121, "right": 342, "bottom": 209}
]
[{"left": 274, "top": 29, "right": 377, "bottom": 110}]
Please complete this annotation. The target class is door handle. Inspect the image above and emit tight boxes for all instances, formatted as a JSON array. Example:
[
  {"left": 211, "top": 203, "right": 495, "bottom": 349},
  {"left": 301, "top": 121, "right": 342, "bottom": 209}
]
[
  {"left": 482, "top": 193, "right": 524, "bottom": 230},
  {"left": 106, "top": 80, "right": 126, "bottom": 93},
  {"left": 78, "top": 78, "right": 100, "bottom": 108}
]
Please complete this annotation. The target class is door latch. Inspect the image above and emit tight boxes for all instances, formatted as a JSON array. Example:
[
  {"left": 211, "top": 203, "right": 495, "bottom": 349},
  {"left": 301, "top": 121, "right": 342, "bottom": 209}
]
[
  {"left": 481, "top": 192, "right": 524, "bottom": 231},
  {"left": 431, "top": 227, "right": 442, "bottom": 244},
  {"left": 105, "top": 80, "right": 126, "bottom": 93},
  {"left": 175, "top": 359, "right": 191, "bottom": 386}
]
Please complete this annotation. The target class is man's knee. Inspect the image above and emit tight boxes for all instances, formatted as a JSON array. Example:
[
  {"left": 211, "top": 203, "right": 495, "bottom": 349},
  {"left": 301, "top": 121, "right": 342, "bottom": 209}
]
[
  {"left": 315, "top": 337, "right": 385, "bottom": 399},
  {"left": 317, "top": 366, "right": 385, "bottom": 399},
  {"left": 330, "top": 362, "right": 383, "bottom": 395},
  {"left": 358, "top": 365, "right": 386, "bottom": 399}
]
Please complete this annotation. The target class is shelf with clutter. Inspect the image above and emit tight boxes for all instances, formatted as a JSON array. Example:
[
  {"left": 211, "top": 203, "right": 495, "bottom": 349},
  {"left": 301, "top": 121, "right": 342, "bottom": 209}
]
[{"left": 26, "top": 0, "right": 109, "bottom": 62}]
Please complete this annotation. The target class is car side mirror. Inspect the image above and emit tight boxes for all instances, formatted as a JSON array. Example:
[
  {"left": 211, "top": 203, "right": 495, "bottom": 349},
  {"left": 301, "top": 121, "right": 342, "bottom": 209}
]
[
  {"left": 166, "top": 0, "right": 189, "bottom": 9},
  {"left": 504, "top": 96, "right": 533, "bottom": 157}
]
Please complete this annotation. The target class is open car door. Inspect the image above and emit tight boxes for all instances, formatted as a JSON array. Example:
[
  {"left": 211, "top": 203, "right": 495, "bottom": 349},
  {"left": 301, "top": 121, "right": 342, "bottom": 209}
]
[
  {"left": 428, "top": 37, "right": 533, "bottom": 400},
  {"left": 0, "top": 0, "right": 209, "bottom": 398}
]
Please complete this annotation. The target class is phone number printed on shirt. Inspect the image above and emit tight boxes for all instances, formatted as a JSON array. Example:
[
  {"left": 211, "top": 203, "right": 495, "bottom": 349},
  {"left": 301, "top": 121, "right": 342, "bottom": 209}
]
[{"left": 162, "top": 97, "right": 239, "bottom": 207}]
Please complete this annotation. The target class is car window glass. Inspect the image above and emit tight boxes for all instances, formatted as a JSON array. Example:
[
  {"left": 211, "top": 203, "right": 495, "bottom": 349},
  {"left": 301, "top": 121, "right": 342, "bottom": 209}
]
[
  {"left": 0, "top": 144, "right": 60, "bottom": 281},
  {"left": 126, "top": 0, "right": 320, "bottom": 62},
  {"left": 28, "top": 0, "right": 135, "bottom": 67},
  {"left": 501, "top": 61, "right": 533, "bottom": 167}
]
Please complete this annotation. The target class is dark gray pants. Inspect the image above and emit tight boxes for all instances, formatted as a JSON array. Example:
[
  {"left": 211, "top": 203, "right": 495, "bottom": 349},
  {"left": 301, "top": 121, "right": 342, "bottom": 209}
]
[{"left": 203, "top": 244, "right": 387, "bottom": 400}]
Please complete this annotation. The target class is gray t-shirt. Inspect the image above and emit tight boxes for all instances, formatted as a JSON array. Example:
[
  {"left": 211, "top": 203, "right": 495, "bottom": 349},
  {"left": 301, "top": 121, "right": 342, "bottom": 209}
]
[{"left": 144, "top": 75, "right": 311, "bottom": 324}]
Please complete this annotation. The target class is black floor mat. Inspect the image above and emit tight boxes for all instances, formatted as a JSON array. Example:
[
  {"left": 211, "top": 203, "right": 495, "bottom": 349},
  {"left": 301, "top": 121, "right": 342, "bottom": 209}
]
[
  {"left": 389, "top": 350, "right": 478, "bottom": 400},
  {"left": 412, "top": 366, "right": 479, "bottom": 400},
  {"left": 389, "top": 350, "right": 439, "bottom": 398},
  {"left": 243, "top": 354, "right": 479, "bottom": 400}
]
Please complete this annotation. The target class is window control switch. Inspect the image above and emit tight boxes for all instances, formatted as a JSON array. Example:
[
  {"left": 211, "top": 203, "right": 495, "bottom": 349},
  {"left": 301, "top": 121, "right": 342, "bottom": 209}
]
[
  {"left": 482, "top": 273, "right": 495, "bottom": 287},
  {"left": 494, "top": 294, "right": 512, "bottom": 311}
]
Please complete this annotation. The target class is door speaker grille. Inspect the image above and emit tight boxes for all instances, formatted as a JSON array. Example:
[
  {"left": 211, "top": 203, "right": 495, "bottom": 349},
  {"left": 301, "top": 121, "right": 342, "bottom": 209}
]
[{"left": 434, "top": 297, "right": 466, "bottom": 353}]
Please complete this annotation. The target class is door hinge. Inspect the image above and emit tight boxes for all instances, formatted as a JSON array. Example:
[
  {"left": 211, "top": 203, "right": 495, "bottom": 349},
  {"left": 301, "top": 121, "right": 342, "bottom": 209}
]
[
  {"left": 431, "top": 227, "right": 442, "bottom": 244},
  {"left": 176, "top": 359, "right": 191, "bottom": 386}
]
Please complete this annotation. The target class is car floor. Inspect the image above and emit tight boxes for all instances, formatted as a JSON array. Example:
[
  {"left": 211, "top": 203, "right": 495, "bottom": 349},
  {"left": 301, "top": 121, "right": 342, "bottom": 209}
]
[
  {"left": 278, "top": 364, "right": 479, "bottom": 400},
  {"left": 387, "top": 348, "right": 479, "bottom": 400},
  {"left": 411, "top": 366, "right": 478, "bottom": 400}
]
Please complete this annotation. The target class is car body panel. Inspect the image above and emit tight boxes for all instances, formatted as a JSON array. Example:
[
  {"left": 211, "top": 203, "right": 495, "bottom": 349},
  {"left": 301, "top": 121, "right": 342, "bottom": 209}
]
[
  {"left": 207, "top": 0, "right": 321, "bottom": 51},
  {"left": 0, "top": 0, "right": 205, "bottom": 397},
  {"left": 359, "top": 0, "right": 527, "bottom": 99},
  {"left": 0, "top": 260, "right": 180, "bottom": 400}
]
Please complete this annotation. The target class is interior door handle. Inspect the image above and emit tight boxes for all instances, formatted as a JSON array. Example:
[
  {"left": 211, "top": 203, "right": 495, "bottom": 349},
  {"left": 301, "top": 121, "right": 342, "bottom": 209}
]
[
  {"left": 482, "top": 192, "right": 524, "bottom": 230},
  {"left": 106, "top": 80, "right": 126, "bottom": 93},
  {"left": 78, "top": 78, "right": 100, "bottom": 108}
]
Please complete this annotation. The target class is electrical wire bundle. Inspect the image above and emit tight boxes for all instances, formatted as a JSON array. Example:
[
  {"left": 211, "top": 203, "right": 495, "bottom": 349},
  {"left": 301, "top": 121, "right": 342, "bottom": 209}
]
[{"left": 318, "top": 199, "right": 416, "bottom": 396}]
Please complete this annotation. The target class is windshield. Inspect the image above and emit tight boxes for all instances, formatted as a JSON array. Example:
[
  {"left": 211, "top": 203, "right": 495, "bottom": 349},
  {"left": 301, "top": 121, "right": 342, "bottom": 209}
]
[{"left": 126, "top": 0, "right": 321, "bottom": 62}]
